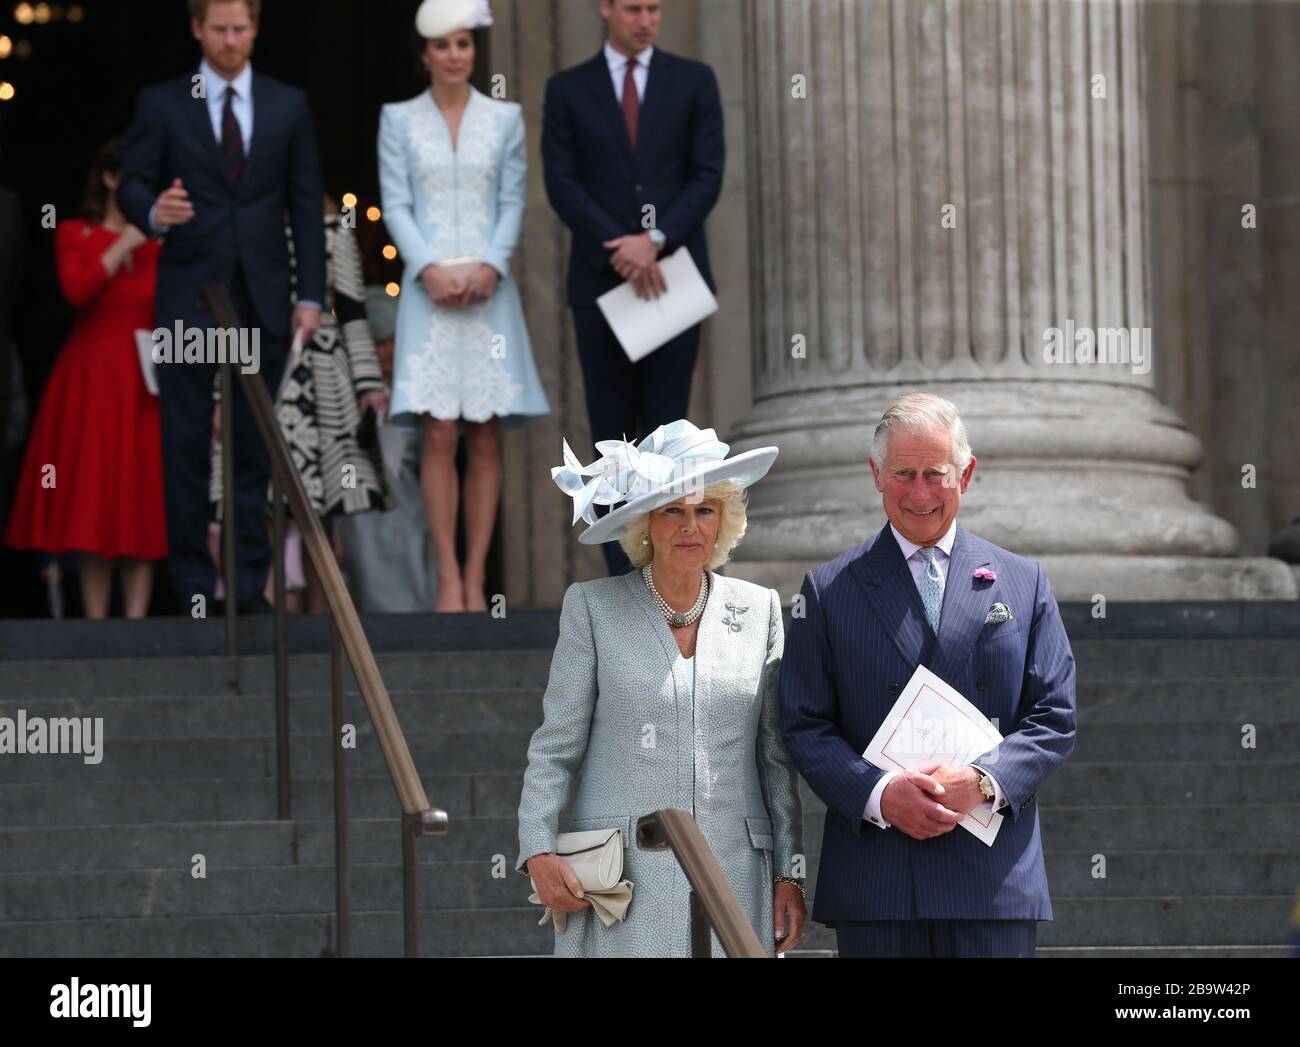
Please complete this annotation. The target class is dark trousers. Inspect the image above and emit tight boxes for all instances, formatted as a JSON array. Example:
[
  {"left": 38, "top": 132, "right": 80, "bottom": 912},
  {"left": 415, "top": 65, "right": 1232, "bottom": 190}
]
[
  {"left": 835, "top": 919, "right": 1037, "bottom": 958},
  {"left": 157, "top": 266, "right": 287, "bottom": 610},
  {"left": 571, "top": 306, "right": 701, "bottom": 576}
]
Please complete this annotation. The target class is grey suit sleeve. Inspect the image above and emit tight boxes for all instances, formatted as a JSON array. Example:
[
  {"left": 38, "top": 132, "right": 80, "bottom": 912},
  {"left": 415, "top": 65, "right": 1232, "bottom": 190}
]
[
  {"left": 516, "top": 583, "right": 599, "bottom": 873},
  {"left": 756, "top": 587, "right": 804, "bottom": 880}
]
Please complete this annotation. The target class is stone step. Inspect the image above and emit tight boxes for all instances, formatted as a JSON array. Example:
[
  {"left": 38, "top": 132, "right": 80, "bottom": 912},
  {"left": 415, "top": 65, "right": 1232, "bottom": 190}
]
[
  {"left": 1038, "top": 761, "right": 1300, "bottom": 804},
  {"left": 0, "top": 817, "right": 526, "bottom": 874},
  {"left": 0, "top": 908, "right": 554, "bottom": 959},
  {"left": 1074, "top": 679, "right": 1300, "bottom": 722},
  {"left": 7, "top": 803, "right": 1297, "bottom": 878},
  {"left": 0, "top": 730, "right": 539, "bottom": 783},
  {"left": 0, "top": 689, "right": 544, "bottom": 739},
  {"left": 6, "top": 759, "right": 1296, "bottom": 828},
  {"left": 0, "top": 861, "right": 530, "bottom": 922},
  {"left": 1038, "top": 896, "right": 1296, "bottom": 947},
  {"left": 3, "top": 638, "right": 1296, "bottom": 704},
  {"left": 802, "top": 804, "right": 1300, "bottom": 853},
  {"left": 1036, "top": 804, "right": 1300, "bottom": 852},
  {"left": 782, "top": 944, "right": 1298, "bottom": 959},
  {"left": 1034, "top": 944, "right": 1295, "bottom": 958},
  {"left": 774, "top": 899, "right": 1296, "bottom": 952},
  {"left": 2, "top": 679, "right": 1293, "bottom": 750},
  {"left": 0, "top": 773, "right": 524, "bottom": 826},
  {"left": 801, "top": 850, "right": 1300, "bottom": 899},
  {"left": 7, "top": 848, "right": 1295, "bottom": 923},
  {"left": 1069, "top": 722, "right": 1300, "bottom": 762},
  {"left": 0, "top": 652, "right": 554, "bottom": 701},
  {"left": 5, "top": 715, "right": 1295, "bottom": 786},
  {"left": 5, "top": 894, "right": 1289, "bottom": 962},
  {"left": 1069, "top": 640, "right": 1300, "bottom": 680}
]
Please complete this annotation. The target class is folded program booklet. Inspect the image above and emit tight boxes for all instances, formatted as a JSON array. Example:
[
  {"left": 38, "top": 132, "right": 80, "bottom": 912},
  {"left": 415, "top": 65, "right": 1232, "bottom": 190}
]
[{"left": 862, "top": 664, "right": 1005, "bottom": 846}]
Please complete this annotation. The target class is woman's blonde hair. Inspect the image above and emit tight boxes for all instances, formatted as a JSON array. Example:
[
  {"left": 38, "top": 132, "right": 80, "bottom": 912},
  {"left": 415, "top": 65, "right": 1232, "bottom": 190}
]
[{"left": 617, "top": 480, "right": 749, "bottom": 571}]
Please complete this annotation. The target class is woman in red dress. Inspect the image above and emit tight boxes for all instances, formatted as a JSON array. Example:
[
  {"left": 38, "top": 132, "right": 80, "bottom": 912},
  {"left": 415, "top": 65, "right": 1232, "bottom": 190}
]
[{"left": 4, "top": 141, "right": 166, "bottom": 618}]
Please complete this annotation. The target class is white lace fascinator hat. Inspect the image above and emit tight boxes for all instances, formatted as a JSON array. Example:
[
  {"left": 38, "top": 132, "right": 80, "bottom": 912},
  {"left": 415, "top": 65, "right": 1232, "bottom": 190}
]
[
  {"left": 551, "top": 420, "right": 779, "bottom": 546},
  {"left": 416, "top": 0, "right": 493, "bottom": 38}
]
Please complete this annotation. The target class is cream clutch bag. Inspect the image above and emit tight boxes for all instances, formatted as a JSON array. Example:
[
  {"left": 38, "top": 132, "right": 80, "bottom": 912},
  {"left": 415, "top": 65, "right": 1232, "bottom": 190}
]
[
  {"left": 528, "top": 828, "right": 635, "bottom": 933},
  {"left": 436, "top": 256, "right": 482, "bottom": 282}
]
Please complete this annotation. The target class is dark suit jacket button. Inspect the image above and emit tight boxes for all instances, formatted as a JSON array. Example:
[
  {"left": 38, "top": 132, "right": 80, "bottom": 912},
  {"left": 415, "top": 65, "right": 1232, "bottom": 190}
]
[
  {"left": 976, "top": 678, "right": 987, "bottom": 691},
  {"left": 888, "top": 684, "right": 900, "bottom": 696},
  {"left": 635, "top": 183, "right": 644, "bottom": 193}
]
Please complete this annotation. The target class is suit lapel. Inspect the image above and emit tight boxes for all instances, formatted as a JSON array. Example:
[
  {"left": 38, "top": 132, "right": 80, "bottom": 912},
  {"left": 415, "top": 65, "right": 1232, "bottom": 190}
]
[
  {"left": 585, "top": 53, "right": 635, "bottom": 160},
  {"left": 239, "top": 72, "right": 268, "bottom": 197},
  {"left": 693, "top": 569, "right": 731, "bottom": 684},
  {"left": 625, "top": 570, "right": 680, "bottom": 671},
  {"left": 188, "top": 70, "right": 226, "bottom": 174},
  {"left": 635, "top": 49, "right": 670, "bottom": 164},
  {"left": 929, "top": 525, "right": 997, "bottom": 681},
  {"left": 848, "top": 525, "right": 931, "bottom": 670}
]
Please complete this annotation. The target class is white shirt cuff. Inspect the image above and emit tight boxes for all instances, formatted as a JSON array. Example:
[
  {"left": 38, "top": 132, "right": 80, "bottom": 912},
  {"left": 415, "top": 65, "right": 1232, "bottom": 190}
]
[{"left": 864, "top": 771, "right": 899, "bottom": 829}]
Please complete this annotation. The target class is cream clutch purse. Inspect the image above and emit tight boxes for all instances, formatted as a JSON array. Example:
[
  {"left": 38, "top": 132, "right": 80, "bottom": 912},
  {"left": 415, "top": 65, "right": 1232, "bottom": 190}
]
[
  {"left": 528, "top": 828, "right": 635, "bottom": 933},
  {"left": 436, "top": 256, "right": 482, "bottom": 282}
]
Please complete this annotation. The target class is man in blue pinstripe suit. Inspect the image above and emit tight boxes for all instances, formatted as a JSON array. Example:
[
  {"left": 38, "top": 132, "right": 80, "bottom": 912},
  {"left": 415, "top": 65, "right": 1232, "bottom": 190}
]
[{"left": 780, "top": 393, "right": 1077, "bottom": 958}]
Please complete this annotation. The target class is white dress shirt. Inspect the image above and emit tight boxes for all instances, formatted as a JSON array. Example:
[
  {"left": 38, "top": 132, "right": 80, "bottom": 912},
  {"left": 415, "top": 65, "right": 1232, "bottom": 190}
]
[
  {"left": 863, "top": 519, "right": 1007, "bottom": 829},
  {"left": 200, "top": 58, "right": 254, "bottom": 154},
  {"left": 604, "top": 40, "right": 652, "bottom": 103}
]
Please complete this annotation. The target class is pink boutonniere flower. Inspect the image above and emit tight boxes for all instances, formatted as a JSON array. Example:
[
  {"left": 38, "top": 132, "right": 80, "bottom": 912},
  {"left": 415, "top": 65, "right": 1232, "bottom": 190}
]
[{"left": 973, "top": 567, "right": 997, "bottom": 582}]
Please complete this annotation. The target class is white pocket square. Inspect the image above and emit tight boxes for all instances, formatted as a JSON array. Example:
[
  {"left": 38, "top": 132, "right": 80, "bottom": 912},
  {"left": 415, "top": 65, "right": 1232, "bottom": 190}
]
[{"left": 984, "top": 603, "right": 1013, "bottom": 625}]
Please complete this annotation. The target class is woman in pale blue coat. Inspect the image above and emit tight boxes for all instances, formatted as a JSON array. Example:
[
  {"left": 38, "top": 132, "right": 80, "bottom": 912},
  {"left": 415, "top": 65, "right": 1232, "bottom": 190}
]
[
  {"left": 517, "top": 420, "right": 807, "bottom": 957},
  {"left": 379, "top": 0, "right": 549, "bottom": 612}
]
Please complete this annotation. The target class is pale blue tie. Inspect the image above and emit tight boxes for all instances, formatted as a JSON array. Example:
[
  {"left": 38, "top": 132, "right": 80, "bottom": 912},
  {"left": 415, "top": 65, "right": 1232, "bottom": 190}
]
[{"left": 918, "top": 546, "right": 945, "bottom": 635}]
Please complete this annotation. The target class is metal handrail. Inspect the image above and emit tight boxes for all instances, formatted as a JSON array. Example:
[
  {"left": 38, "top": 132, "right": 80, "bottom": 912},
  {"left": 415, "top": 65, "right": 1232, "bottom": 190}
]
[
  {"left": 636, "top": 809, "right": 766, "bottom": 957},
  {"left": 205, "top": 284, "right": 448, "bottom": 958}
]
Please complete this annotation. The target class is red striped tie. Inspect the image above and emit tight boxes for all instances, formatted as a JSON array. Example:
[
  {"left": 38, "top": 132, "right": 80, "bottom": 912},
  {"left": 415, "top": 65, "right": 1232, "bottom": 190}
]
[
  {"left": 622, "top": 59, "right": 639, "bottom": 149},
  {"left": 221, "top": 87, "right": 245, "bottom": 187}
]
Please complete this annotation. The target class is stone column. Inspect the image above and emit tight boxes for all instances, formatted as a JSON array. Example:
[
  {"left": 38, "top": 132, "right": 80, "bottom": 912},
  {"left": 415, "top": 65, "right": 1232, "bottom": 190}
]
[
  {"left": 1146, "top": 0, "right": 1300, "bottom": 577},
  {"left": 726, "top": 0, "right": 1295, "bottom": 601}
]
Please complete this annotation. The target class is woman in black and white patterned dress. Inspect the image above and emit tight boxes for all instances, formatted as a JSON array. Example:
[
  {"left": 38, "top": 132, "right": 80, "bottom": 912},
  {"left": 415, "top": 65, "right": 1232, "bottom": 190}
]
[{"left": 212, "top": 203, "right": 392, "bottom": 612}]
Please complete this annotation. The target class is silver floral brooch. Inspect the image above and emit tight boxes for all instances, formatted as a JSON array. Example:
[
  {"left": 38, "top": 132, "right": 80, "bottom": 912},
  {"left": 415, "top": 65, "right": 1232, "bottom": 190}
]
[{"left": 721, "top": 602, "right": 749, "bottom": 633}]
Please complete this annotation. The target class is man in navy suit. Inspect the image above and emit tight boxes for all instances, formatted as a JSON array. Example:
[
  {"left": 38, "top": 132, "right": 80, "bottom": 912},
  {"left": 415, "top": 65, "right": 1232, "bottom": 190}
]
[
  {"left": 780, "top": 393, "right": 1077, "bottom": 958},
  {"left": 118, "top": 0, "right": 324, "bottom": 612},
  {"left": 542, "top": 0, "right": 724, "bottom": 575}
]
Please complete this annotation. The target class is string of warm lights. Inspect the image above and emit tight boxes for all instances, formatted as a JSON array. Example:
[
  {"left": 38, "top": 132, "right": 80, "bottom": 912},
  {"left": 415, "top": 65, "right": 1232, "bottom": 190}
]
[
  {"left": 340, "top": 191, "right": 402, "bottom": 298},
  {"left": 2, "top": 2, "right": 86, "bottom": 102},
  {"left": 13, "top": 3, "right": 85, "bottom": 26}
]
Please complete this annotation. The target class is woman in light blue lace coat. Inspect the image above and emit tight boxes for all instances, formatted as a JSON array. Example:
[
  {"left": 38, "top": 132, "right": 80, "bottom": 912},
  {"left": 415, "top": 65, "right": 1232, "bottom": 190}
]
[
  {"left": 378, "top": 0, "right": 549, "bottom": 612},
  {"left": 517, "top": 421, "right": 806, "bottom": 957}
]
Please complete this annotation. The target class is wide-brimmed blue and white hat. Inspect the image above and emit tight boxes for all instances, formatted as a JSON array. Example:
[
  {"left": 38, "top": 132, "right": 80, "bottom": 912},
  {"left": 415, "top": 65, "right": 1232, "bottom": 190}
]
[{"left": 552, "top": 419, "right": 778, "bottom": 545}]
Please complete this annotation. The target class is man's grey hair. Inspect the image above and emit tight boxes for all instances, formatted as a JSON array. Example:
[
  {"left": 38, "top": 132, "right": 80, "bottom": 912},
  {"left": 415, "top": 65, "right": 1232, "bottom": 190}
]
[{"left": 869, "top": 392, "right": 973, "bottom": 472}]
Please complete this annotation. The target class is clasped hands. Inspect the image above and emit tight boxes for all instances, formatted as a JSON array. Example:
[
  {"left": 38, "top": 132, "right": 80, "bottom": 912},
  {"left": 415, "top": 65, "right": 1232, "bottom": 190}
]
[
  {"left": 420, "top": 262, "right": 499, "bottom": 308},
  {"left": 603, "top": 232, "right": 667, "bottom": 300},
  {"left": 880, "top": 763, "right": 987, "bottom": 841}
]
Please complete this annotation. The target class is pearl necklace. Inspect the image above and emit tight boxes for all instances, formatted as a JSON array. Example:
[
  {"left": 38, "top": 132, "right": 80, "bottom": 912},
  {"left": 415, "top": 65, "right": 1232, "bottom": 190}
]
[{"left": 642, "top": 564, "right": 709, "bottom": 628}]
